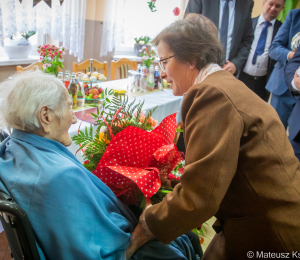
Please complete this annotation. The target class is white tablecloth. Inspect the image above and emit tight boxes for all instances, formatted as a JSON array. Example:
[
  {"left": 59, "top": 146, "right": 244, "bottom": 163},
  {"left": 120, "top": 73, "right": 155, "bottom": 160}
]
[{"left": 68, "top": 79, "right": 183, "bottom": 162}]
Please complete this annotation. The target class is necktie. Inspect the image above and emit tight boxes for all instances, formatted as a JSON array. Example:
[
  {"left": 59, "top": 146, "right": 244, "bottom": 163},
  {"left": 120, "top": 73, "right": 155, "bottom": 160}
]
[
  {"left": 252, "top": 21, "right": 272, "bottom": 65},
  {"left": 220, "top": 0, "right": 231, "bottom": 61}
]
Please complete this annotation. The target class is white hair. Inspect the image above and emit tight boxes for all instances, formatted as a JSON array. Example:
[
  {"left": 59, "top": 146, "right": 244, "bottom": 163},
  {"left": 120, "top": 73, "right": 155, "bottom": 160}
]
[{"left": 0, "top": 70, "right": 69, "bottom": 133}]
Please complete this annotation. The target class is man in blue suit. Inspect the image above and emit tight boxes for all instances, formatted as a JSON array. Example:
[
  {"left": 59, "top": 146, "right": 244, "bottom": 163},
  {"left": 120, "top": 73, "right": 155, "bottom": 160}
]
[
  {"left": 284, "top": 47, "right": 300, "bottom": 160},
  {"left": 265, "top": 9, "right": 300, "bottom": 128}
]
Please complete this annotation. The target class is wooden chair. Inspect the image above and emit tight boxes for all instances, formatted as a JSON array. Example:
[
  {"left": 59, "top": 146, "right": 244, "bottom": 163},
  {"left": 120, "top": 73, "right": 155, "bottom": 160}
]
[
  {"left": 16, "top": 61, "right": 42, "bottom": 73},
  {"left": 73, "top": 59, "right": 108, "bottom": 79},
  {"left": 111, "top": 58, "right": 137, "bottom": 80}
]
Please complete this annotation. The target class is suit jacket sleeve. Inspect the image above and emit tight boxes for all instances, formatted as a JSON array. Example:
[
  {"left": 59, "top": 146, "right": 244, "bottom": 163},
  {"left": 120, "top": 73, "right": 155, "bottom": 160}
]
[
  {"left": 185, "top": 0, "right": 202, "bottom": 14},
  {"left": 285, "top": 47, "right": 300, "bottom": 99},
  {"left": 269, "top": 11, "right": 292, "bottom": 66},
  {"left": 144, "top": 83, "right": 244, "bottom": 244},
  {"left": 230, "top": 1, "right": 254, "bottom": 73}
]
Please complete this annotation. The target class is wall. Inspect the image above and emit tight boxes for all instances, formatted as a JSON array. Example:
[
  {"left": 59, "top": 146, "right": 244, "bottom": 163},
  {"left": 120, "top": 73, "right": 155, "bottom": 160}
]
[
  {"left": 61, "top": 0, "right": 114, "bottom": 80},
  {"left": 252, "top": 0, "right": 264, "bottom": 17},
  {"left": 1, "top": 0, "right": 299, "bottom": 82},
  {"left": 0, "top": 0, "right": 113, "bottom": 82}
]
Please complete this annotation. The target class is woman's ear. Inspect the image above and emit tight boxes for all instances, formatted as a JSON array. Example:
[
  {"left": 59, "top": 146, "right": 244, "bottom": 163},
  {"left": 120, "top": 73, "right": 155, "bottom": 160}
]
[
  {"left": 189, "top": 62, "right": 197, "bottom": 70},
  {"left": 37, "top": 106, "right": 51, "bottom": 133}
]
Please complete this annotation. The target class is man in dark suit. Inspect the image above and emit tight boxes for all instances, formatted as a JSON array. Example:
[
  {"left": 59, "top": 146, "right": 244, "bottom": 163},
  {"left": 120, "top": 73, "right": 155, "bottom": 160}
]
[
  {"left": 185, "top": 0, "right": 254, "bottom": 75},
  {"left": 284, "top": 47, "right": 300, "bottom": 160},
  {"left": 265, "top": 9, "right": 300, "bottom": 128},
  {"left": 238, "top": 0, "right": 284, "bottom": 102}
]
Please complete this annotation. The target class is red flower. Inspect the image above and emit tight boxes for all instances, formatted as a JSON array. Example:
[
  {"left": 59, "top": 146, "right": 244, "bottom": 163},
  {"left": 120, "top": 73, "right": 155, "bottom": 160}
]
[
  {"left": 168, "top": 173, "right": 180, "bottom": 180},
  {"left": 173, "top": 7, "right": 180, "bottom": 16},
  {"left": 178, "top": 168, "right": 184, "bottom": 175},
  {"left": 59, "top": 55, "right": 62, "bottom": 58},
  {"left": 58, "top": 50, "right": 62, "bottom": 54},
  {"left": 55, "top": 52, "right": 58, "bottom": 55},
  {"left": 90, "top": 155, "right": 94, "bottom": 158},
  {"left": 84, "top": 160, "right": 90, "bottom": 164},
  {"left": 145, "top": 48, "right": 148, "bottom": 50}
]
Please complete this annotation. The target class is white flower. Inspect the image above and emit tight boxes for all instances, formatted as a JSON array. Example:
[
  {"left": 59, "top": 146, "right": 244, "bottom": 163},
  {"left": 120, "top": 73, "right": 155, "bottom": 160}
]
[
  {"left": 142, "top": 46, "right": 146, "bottom": 49},
  {"left": 139, "top": 49, "right": 142, "bottom": 52}
]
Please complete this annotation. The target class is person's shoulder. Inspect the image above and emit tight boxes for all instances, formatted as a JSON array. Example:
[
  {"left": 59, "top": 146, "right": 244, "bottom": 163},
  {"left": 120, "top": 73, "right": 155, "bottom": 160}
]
[
  {"left": 287, "top": 8, "right": 300, "bottom": 19},
  {"left": 186, "top": 71, "right": 240, "bottom": 100}
]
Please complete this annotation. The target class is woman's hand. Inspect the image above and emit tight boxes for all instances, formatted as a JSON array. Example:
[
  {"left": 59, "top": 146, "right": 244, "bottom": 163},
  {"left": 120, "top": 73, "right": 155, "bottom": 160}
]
[{"left": 126, "top": 222, "right": 156, "bottom": 259}]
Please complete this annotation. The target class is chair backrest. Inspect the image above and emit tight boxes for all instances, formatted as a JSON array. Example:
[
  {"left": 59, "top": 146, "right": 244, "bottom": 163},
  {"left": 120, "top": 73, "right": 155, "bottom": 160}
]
[
  {"left": 16, "top": 61, "right": 42, "bottom": 73},
  {"left": 111, "top": 58, "right": 137, "bottom": 80},
  {"left": 73, "top": 59, "right": 108, "bottom": 79},
  {"left": 0, "top": 191, "right": 40, "bottom": 260}
]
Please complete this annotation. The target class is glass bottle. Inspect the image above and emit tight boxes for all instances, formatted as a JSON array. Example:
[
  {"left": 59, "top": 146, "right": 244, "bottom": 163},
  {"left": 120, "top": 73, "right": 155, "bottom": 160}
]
[
  {"left": 64, "top": 73, "right": 70, "bottom": 89},
  {"left": 57, "top": 72, "right": 64, "bottom": 83},
  {"left": 154, "top": 66, "right": 160, "bottom": 90},
  {"left": 76, "top": 78, "right": 85, "bottom": 107},
  {"left": 136, "top": 64, "right": 142, "bottom": 91},
  {"left": 68, "top": 75, "right": 78, "bottom": 109},
  {"left": 147, "top": 65, "right": 154, "bottom": 91},
  {"left": 139, "top": 70, "right": 146, "bottom": 93}
]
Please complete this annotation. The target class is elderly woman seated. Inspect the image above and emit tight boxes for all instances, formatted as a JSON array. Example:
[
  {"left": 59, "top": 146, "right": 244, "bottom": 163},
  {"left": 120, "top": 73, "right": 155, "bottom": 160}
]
[{"left": 0, "top": 70, "right": 200, "bottom": 260}]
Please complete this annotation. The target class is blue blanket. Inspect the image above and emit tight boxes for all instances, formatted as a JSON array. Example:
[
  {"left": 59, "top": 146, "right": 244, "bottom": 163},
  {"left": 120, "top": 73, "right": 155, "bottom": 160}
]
[{"left": 0, "top": 130, "right": 198, "bottom": 260}]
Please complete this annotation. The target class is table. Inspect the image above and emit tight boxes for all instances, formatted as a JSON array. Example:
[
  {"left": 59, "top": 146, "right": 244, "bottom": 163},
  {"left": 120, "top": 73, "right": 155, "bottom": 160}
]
[{"left": 68, "top": 79, "right": 183, "bottom": 161}]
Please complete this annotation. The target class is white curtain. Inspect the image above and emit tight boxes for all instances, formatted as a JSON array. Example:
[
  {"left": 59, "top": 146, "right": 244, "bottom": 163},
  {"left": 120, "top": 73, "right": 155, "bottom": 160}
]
[
  {"left": 0, "top": 0, "right": 86, "bottom": 62},
  {"left": 100, "top": 0, "right": 187, "bottom": 57},
  {"left": 100, "top": 0, "right": 125, "bottom": 57}
]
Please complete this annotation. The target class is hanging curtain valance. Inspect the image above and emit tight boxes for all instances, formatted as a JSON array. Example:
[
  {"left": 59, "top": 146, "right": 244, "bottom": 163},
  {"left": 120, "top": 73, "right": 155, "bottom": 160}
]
[{"left": 0, "top": 0, "right": 86, "bottom": 62}]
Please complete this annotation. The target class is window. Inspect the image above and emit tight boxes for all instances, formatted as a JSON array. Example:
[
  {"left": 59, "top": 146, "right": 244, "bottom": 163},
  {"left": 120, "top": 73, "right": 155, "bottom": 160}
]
[
  {"left": 115, "top": 0, "right": 181, "bottom": 55},
  {"left": 0, "top": 31, "right": 44, "bottom": 58}
]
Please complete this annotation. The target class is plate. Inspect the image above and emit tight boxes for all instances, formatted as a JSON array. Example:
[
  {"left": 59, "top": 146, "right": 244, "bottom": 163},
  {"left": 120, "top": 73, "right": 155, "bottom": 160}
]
[
  {"left": 85, "top": 97, "right": 103, "bottom": 102},
  {"left": 81, "top": 77, "right": 107, "bottom": 84}
]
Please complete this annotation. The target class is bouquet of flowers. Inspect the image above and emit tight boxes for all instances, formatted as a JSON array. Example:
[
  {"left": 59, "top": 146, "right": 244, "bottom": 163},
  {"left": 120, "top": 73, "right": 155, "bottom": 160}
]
[
  {"left": 37, "top": 44, "right": 67, "bottom": 76},
  {"left": 72, "top": 94, "right": 182, "bottom": 208},
  {"left": 139, "top": 46, "right": 157, "bottom": 68},
  {"left": 73, "top": 94, "right": 208, "bottom": 237}
]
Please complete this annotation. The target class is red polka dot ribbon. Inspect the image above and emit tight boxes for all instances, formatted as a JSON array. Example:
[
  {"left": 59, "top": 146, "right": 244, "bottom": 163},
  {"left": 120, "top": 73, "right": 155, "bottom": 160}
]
[{"left": 92, "top": 113, "right": 181, "bottom": 201}]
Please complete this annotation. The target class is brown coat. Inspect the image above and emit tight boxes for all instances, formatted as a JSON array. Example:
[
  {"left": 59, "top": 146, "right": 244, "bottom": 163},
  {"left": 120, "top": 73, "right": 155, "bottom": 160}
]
[{"left": 145, "top": 70, "right": 300, "bottom": 259}]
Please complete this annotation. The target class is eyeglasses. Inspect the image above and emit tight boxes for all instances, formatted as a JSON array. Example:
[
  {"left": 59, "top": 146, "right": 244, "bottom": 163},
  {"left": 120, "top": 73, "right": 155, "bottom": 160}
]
[{"left": 158, "top": 55, "right": 175, "bottom": 73}]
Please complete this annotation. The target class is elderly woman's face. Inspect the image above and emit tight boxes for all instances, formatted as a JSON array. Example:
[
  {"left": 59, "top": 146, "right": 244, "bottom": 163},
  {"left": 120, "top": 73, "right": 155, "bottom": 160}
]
[
  {"left": 51, "top": 99, "right": 77, "bottom": 146},
  {"left": 157, "top": 41, "right": 198, "bottom": 96},
  {"left": 37, "top": 96, "right": 77, "bottom": 147}
]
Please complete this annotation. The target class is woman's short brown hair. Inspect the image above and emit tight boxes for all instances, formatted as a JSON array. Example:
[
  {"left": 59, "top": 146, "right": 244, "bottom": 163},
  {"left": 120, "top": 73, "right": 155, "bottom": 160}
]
[{"left": 152, "top": 14, "right": 225, "bottom": 70}]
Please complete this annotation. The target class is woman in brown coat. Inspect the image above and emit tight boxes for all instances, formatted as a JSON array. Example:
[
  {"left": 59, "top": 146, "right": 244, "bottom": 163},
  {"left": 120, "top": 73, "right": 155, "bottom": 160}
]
[{"left": 126, "top": 14, "right": 300, "bottom": 260}]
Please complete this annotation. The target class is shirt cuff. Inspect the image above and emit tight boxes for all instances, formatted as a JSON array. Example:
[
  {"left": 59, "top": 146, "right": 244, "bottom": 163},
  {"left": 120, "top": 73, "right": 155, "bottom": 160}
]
[
  {"left": 287, "top": 52, "right": 290, "bottom": 61},
  {"left": 292, "top": 79, "right": 300, "bottom": 91},
  {"left": 139, "top": 205, "right": 154, "bottom": 237}
]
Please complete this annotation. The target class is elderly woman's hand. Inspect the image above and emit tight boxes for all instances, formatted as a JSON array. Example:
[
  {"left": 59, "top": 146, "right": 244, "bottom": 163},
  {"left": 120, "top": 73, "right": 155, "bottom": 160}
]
[{"left": 126, "top": 222, "right": 156, "bottom": 259}]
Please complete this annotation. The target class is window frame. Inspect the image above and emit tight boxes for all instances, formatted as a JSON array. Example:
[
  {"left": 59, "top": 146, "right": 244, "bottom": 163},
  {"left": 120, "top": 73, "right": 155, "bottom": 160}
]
[{"left": 0, "top": 31, "right": 44, "bottom": 59}]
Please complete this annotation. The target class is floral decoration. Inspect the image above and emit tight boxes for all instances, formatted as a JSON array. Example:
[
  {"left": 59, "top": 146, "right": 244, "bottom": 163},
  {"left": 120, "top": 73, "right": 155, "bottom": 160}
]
[
  {"left": 173, "top": 7, "right": 180, "bottom": 16},
  {"left": 139, "top": 45, "right": 157, "bottom": 69},
  {"left": 148, "top": 0, "right": 157, "bottom": 12},
  {"left": 37, "top": 44, "right": 67, "bottom": 76}
]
